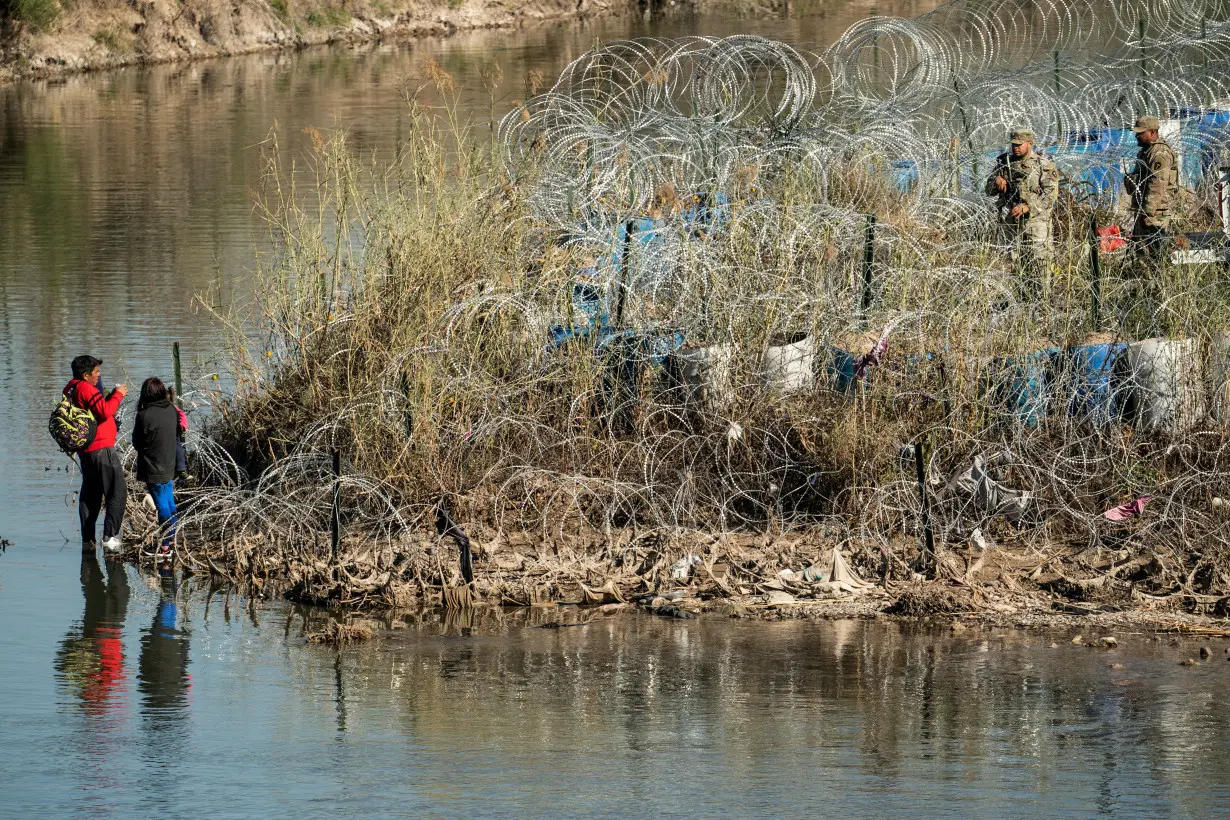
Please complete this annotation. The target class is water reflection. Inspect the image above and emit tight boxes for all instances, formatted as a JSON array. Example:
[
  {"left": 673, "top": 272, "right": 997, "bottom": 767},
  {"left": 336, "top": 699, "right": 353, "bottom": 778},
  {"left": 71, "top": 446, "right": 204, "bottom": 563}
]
[
  {"left": 54, "top": 557, "right": 192, "bottom": 769},
  {"left": 36, "top": 579, "right": 1230, "bottom": 817},
  {"left": 301, "top": 608, "right": 1230, "bottom": 817},
  {"left": 55, "top": 554, "right": 130, "bottom": 721},
  {"left": 137, "top": 564, "right": 191, "bottom": 725}
]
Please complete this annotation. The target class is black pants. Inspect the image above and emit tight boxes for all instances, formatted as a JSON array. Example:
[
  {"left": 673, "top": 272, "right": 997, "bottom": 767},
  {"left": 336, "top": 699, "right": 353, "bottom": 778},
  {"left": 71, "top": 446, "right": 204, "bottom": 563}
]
[
  {"left": 79, "top": 447, "right": 126, "bottom": 544},
  {"left": 1130, "top": 222, "right": 1171, "bottom": 266}
]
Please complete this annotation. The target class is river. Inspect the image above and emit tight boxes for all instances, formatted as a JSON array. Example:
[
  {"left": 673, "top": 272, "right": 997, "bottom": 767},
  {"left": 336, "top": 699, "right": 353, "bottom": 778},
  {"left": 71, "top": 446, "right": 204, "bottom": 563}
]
[{"left": 2, "top": 5, "right": 1229, "bottom": 817}]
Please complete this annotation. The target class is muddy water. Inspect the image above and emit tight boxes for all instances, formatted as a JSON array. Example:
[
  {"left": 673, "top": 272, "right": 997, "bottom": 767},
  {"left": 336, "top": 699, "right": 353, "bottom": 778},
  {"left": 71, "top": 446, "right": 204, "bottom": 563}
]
[{"left": 2, "top": 5, "right": 1230, "bottom": 817}]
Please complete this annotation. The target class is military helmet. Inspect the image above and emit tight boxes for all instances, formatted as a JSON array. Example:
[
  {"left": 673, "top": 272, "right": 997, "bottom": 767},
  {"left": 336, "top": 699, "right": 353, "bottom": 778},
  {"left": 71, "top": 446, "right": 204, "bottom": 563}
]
[
  {"left": 1131, "top": 115, "right": 1161, "bottom": 133},
  {"left": 1009, "top": 128, "right": 1034, "bottom": 145}
]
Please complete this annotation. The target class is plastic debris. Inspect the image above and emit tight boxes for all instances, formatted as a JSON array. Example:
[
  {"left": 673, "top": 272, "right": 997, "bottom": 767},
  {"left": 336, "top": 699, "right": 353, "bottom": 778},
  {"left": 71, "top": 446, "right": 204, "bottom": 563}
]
[
  {"left": 809, "top": 548, "right": 875, "bottom": 595},
  {"left": 1096, "top": 224, "right": 1127, "bottom": 253},
  {"left": 970, "top": 528, "right": 990, "bottom": 553},
  {"left": 1103, "top": 495, "right": 1153, "bottom": 521},
  {"left": 853, "top": 318, "right": 900, "bottom": 380},
  {"left": 946, "top": 451, "right": 1030, "bottom": 524},
  {"left": 669, "top": 554, "right": 703, "bottom": 580},
  {"left": 801, "top": 564, "right": 827, "bottom": 583}
]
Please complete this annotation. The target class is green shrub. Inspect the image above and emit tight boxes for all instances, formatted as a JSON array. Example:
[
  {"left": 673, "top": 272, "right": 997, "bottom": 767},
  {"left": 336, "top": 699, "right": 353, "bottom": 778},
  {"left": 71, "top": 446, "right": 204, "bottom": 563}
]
[
  {"left": 305, "top": 5, "right": 349, "bottom": 26},
  {"left": 2, "top": 0, "right": 60, "bottom": 31}
]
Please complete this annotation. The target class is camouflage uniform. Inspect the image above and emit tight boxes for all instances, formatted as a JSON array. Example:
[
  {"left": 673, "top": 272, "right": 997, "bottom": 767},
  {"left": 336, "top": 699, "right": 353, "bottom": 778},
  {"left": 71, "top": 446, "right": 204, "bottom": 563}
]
[
  {"left": 1123, "top": 116, "right": 1179, "bottom": 265},
  {"left": 985, "top": 130, "right": 1060, "bottom": 275}
]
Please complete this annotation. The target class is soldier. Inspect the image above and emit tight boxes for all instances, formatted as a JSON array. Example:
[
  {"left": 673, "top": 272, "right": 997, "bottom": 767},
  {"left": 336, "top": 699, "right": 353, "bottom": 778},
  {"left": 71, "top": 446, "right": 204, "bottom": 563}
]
[
  {"left": 1123, "top": 114, "right": 1179, "bottom": 265},
  {"left": 985, "top": 128, "right": 1060, "bottom": 278}
]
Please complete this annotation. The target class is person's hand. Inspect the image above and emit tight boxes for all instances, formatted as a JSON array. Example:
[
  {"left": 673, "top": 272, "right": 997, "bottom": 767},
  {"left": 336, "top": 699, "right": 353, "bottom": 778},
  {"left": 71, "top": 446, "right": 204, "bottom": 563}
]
[
  {"left": 115, "top": 383, "right": 128, "bottom": 397},
  {"left": 994, "top": 176, "right": 1008, "bottom": 193},
  {"left": 1009, "top": 203, "right": 1029, "bottom": 219}
]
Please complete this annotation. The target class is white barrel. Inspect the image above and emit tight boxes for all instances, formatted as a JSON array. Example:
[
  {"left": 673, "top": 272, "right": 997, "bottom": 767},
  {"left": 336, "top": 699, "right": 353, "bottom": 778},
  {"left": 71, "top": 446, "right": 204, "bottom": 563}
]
[
  {"left": 1124, "top": 338, "right": 1204, "bottom": 433},
  {"left": 663, "top": 344, "right": 734, "bottom": 409},
  {"left": 1210, "top": 331, "right": 1230, "bottom": 424},
  {"left": 760, "top": 332, "right": 816, "bottom": 392}
]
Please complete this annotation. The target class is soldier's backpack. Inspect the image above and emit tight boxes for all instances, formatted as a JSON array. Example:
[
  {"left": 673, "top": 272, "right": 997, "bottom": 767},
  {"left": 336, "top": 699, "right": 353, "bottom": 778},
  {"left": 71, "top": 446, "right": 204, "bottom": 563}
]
[{"left": 49, "top": 383, "right": 97, "bottom": 454}]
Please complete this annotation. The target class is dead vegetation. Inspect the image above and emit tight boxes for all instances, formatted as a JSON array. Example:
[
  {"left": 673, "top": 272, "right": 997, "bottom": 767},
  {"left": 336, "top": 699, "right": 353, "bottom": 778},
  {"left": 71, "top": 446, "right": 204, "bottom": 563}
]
[
  {"left": 305, "top": 618, "right": 377, "bottom": 645},
  {"left": 142, "top": 34, "right": 1230, "bottom": 625}
]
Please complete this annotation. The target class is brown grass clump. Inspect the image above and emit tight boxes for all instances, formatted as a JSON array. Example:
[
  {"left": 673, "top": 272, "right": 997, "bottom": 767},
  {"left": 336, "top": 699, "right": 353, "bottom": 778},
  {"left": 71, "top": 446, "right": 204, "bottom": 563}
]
[
  {"left": 886, "top": 585, "right": 974, "bottom": 616},
  {"left": 306, "top": 620, "right": 376, "bottom": 646}
]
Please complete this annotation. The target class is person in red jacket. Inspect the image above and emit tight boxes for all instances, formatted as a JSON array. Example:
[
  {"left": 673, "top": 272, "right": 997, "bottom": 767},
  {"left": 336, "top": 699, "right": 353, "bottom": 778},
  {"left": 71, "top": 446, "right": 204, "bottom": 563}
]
[{"left": 65, "top": 355, "right": 129, "bottom": 553}]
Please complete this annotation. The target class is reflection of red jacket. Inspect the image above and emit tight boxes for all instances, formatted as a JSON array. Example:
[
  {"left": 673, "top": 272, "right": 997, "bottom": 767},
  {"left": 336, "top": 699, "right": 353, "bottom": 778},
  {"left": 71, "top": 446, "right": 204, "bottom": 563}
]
[
  {"left": 64, "top": 379, "right": 123, "bottom": 453},
  {"left": 84, "top": 627, "right": 126, "bottom": 713}
]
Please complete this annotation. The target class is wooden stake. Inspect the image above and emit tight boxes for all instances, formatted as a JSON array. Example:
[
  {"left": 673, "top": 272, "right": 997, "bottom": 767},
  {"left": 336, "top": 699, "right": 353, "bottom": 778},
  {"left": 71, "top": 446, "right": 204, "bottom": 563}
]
[
  {"left": 1089, "top": 214, "right": 1102, "bottom": 328},
  {"left": 914, "top": 438, "right": 935, "bottom": 575},
  {"left": 172, "top": 342, "right": 183, "bottom": 407},
  {"left": 331, "top": 449, "right": 341, "bottom": 562}
]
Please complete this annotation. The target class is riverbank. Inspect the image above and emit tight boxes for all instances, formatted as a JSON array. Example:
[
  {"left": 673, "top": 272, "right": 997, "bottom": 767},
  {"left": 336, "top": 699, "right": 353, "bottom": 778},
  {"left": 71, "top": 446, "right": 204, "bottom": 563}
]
[
  {"left": 0, "top": 0, "right": 685, "bottom": 84},
  {"left": 136, "top": 505, "right": 1230, "bottom": 634}
]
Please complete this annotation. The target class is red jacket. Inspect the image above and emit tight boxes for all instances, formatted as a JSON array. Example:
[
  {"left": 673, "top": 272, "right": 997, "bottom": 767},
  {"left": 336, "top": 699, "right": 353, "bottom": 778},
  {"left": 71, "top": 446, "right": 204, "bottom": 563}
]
[{"left": 64, "top": 379, "right": 123, "bottom": 453}]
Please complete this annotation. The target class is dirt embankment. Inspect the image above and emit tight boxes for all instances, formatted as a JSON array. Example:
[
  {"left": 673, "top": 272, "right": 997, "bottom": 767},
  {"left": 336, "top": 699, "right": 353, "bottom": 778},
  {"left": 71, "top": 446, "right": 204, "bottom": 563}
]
[
  {"left": 133, "top": 497, "right": 1230, "bottom": 635},
  {"left": 0, "top": 0, "right": 648, "bottom": 83}
]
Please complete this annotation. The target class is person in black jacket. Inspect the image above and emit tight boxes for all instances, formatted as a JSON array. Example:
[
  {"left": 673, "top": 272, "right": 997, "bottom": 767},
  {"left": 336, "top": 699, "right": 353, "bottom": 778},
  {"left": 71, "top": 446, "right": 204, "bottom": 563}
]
[{"left": 133, "top": 378, "right": 179, "bottom": 556}]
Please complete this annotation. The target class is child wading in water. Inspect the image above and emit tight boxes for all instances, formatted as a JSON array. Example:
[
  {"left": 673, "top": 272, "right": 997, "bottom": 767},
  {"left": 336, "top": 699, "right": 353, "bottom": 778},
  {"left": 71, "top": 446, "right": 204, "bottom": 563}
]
[{"left": 133, "top": 378, "right": 180, "bottom": 558}]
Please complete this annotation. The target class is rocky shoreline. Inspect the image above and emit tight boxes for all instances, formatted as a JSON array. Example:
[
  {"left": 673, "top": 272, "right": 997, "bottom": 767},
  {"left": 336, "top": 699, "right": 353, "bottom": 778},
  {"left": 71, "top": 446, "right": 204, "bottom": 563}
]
[{"left": 0, "top": 0, "right": 647, "bottom": 84}]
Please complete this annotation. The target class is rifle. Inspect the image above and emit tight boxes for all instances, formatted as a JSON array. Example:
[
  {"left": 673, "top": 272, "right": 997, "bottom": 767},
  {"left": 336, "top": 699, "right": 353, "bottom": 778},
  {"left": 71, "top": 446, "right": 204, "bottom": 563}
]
[{"left": 997, "top": 150, "right": 1021, "bottom": 221}]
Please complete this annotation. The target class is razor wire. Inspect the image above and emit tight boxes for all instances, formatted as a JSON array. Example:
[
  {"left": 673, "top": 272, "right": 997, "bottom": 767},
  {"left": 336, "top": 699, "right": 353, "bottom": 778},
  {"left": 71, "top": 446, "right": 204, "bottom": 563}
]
[{"left": 175, "top": 0, "right": 1230, "bottom": 589}]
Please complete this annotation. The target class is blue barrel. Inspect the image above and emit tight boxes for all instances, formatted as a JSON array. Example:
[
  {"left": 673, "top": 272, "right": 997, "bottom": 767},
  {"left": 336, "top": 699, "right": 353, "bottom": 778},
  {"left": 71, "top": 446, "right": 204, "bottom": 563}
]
[
  {"left": 891, "top": 160, "right": 920, "bottom": 193},
  {"left": 547, "top": 274, "right": 610, "bottom": 349},
  {"left": 680, "top": 192, "right": 731, "bottom": 236},
  {"left": 826, "top": 347, "right": 858, "bottom": 393},
  {"left": 987, "top": 348, "right": 1055, "bottom": 427},
  {"left": 1056, "top": 343, "right": 1129, "bottom": 426}
]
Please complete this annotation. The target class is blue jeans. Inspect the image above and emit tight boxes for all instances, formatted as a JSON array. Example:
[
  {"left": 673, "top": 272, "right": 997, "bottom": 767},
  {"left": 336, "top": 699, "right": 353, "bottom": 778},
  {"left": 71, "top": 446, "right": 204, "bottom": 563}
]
[{"left": 147, "top": 482, "right": 178, "bottom": 546}]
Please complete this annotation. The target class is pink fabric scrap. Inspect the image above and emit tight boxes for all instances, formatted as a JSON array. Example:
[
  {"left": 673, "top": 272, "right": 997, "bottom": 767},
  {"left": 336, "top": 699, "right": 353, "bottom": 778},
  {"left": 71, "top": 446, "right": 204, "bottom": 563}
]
[
  {"left": 1103, "top": 494, "right": 1153, "bottom": 521},
  {"left": 854, "top": 319, "right": 899, "bottom": 380}
]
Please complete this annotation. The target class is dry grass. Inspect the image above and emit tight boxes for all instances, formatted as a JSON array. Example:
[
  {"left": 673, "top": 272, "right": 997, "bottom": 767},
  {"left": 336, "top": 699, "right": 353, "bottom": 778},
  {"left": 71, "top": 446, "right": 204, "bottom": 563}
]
[
  {"left": 306, "top": 619, "right": 377, "bottom": 645},
  {"left": 175, "top": 79, "right": 1230, "bottom": 611}
]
